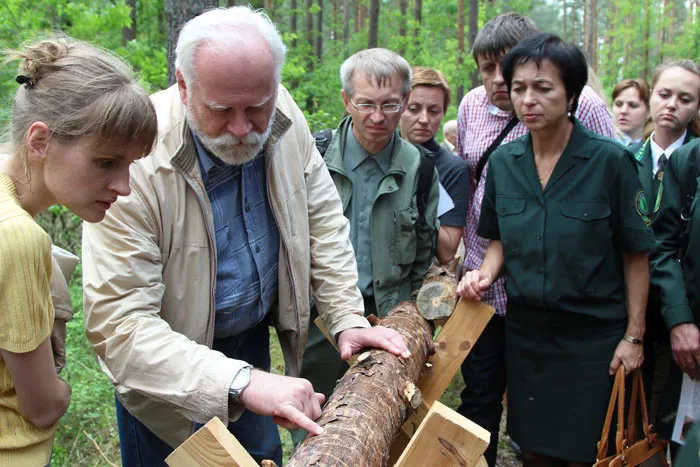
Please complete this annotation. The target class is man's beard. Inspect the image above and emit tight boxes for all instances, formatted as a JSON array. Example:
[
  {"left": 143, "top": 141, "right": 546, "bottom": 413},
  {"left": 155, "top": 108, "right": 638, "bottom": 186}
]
[{"left": 186, "top": 107, "right": 275, "bottom": 166}]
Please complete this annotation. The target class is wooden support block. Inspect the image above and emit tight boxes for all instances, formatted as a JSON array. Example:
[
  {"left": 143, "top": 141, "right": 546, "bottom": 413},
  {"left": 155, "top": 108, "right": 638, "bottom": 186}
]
[
  {"left": 165, "top": 417, "right": 259, "bottom": 467},
  {"left": 401, "top": 299, "right": 494, "bottom": 439},
  {"left": 394, "top": 401, "right": 490, "bottom": 467}
]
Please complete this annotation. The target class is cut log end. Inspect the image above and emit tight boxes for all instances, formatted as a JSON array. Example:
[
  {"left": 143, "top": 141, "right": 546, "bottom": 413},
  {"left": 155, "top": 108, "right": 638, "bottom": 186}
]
[{"left": 416, "top": 275, "right": 458, "bottom": 321}]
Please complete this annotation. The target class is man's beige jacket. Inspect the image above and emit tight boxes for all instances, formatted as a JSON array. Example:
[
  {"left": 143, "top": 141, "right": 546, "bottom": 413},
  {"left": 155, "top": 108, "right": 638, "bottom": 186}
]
[{"left": 82, "top": 85, "right": 368, "bottom": 448}]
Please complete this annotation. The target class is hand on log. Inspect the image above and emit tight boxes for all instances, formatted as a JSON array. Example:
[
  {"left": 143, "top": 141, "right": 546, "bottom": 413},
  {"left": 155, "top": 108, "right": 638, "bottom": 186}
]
[
  {"left": 239, "top": 371, "right": 326, "bottom": 435},
  {"left": 337, "top": 326, "right": 411, "bottom": 360},
  {"left": 287, "top": 301, "right": 434, "bottom": 467}
]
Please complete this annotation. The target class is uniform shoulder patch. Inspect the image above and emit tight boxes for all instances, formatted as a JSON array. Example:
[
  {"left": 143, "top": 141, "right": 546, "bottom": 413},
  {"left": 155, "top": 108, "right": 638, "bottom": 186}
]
[{"left": 636, "top": 191, "right": 651, "bottom": 226}]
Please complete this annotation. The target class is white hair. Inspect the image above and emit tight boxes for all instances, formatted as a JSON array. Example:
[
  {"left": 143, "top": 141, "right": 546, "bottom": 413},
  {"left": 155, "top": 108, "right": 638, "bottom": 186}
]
[
  {"left": 443, "top": 119, "right": 457, "bottom": 135},
  {"left": 175, "top": 6, "right": 286, "bottom": 86},
  {"left": 340, "top": 48, "right": 412, "bottom": 98}
]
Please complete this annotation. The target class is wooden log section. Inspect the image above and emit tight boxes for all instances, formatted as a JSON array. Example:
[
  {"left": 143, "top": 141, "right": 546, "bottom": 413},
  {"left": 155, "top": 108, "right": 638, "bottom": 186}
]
[
  {"left": 416, "top": 264, "right": 458, "bottom": 321},
  {"left": 287, "top": 301, "right": 434, "bottom": 467}
]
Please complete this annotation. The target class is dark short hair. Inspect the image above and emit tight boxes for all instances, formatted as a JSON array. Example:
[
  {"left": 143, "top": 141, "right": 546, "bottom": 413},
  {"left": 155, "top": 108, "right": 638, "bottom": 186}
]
[
  {"left": 612, "top": 78, "right": 650, "bottom": 106},
  {"left": 501, "top": 33, "right": 588, "bottom": 114},
  {"left": 471, "top": 13, "right": 540, "bottom": 64}
]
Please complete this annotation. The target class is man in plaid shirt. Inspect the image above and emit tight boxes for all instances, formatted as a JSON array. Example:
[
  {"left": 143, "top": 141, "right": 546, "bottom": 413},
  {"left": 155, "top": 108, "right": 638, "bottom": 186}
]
[{"left": 456, "top": 13, "right": 616, "bottom": 466}]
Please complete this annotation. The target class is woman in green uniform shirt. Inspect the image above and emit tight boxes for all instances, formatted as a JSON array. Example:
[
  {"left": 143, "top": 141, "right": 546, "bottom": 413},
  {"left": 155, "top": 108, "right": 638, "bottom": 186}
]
[
  {"left": 649, "top": 135, "right": 700, "bottom": 454},
  {"left": 457, "top": 33, "right": 655, "bottom": 466},
  {"left": 630, "top": 61, "right": 700, "bottom": 411}
]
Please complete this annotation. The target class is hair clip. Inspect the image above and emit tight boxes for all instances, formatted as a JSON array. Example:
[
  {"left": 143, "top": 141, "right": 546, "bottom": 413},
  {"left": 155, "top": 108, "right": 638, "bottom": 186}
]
[{"left": 16, "top": 74, "right": 34, "bottom": 88}]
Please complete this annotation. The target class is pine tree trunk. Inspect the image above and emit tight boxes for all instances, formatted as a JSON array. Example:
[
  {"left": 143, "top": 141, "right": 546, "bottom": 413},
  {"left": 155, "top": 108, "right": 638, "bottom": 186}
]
[
  {"left": 562, "top": 0, "right": 568, "bottom": 42},
  {"left": 291, "top": 0, "right": 298, "bottom": 48},
  {"left": 306, "top": 0, "right": 315, "bottom": 70},
  {"left": 122, "top": 0, "right": 137, "bottom": 46},
  {"left": 643, "top": 0, "right": 651, "bottom": 80},
  {"left": 368, "top": 0, "right": 379, "bottom": 48},
  {"left": 343, "top": 0, "right": 350, "bottom": 54},
  {"left": 316, "top": 0, "right": 324, "bottom": 61},
  {"left": 287, "top": 302, "right": 434, "bottom": 467},
  {"left": 164, "top": 0, "right": 219, "bottom": 85},
  {"left": 414, "top": 0, "right": 422, "bottom": 40},
  {"left": 398, "top": 0, "right": 407, "bottom": 55},
  {"left": 467, "top": 0, "right": 480, "bottom": 92}
]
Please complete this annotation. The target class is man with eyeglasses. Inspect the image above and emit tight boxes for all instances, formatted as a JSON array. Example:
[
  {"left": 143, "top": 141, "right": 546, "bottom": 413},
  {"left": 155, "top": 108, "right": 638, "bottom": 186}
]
[{"left": 291, "top": 47, "right": 440, "bottom": 445}]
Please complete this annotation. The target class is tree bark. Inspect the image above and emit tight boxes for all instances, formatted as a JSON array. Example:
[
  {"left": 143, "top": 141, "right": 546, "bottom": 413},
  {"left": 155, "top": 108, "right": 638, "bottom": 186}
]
[
  {"left": 368, "top": 0, "right": 379, "bottom": 48},
  {"left": 562, "top": 0, "right": 568, "bottom": 42},
  {"left": 287, "top": 302, "right": 434, "bottom": 467},
  {"left": 122, "top": 0, "right": 137, "bottom": 46},
  {"left": 643, "top": 0, "right": 651, "bottom": 80},
  {"left": 583, "top": 0, "right": 593, "bottom": 63},
  {"left": 343, "top": 0, "right": 350, "bottom": 54},
  {"left": 164, "top": 0, "right": 219, "bottom": 86}
]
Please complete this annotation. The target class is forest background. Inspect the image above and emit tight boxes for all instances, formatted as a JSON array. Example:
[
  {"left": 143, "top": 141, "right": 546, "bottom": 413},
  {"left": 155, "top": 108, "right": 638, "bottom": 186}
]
[{"left": 1, "top": 0, "right": 699, "bottom": 465}]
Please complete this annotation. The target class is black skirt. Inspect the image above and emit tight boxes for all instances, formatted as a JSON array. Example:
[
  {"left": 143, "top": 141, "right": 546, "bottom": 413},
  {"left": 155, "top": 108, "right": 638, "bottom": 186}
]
[{"left": 506, "top": 304, "right": 626, "bottom": 462}]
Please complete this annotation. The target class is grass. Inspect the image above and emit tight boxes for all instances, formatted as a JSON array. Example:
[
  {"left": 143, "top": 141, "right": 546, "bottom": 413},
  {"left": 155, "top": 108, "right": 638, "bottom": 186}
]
[{"left": 52, "top": 279, "right": 467, "bottom": 466}]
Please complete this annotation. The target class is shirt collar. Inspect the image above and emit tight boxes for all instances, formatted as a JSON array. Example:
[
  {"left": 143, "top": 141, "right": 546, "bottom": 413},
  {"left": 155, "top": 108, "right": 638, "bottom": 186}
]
[
  {"left": 345, "top": 123, "right": 394, "bottom": 173},
  {"left": 192, "top": 132, "right": 230, "bottom": 184},
  {"left": 621, "top": 133, "right": 642, "bottom": 147},
  {"left": 650, "top": 130, "right": 687, "bottom": 161},
  {"left": 488, "top": 103, "right": 513, "bottom": 118}
]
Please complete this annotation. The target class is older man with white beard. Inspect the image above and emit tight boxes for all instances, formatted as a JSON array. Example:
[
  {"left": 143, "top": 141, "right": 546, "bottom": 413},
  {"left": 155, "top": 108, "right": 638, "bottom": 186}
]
[{"left": 81, "top": 6, "right": 409, "bottom": 466}]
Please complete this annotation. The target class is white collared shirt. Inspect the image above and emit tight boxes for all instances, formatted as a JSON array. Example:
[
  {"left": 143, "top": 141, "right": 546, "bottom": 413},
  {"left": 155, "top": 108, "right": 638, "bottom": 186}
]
[{"left": 650, "top": 130, "right": 687, "bottom": 175}]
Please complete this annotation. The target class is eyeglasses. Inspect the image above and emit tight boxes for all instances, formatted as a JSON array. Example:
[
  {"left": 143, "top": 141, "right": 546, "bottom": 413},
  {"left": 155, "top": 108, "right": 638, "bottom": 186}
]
[{"left": 349, "top": 98, "right": 404, "bottom": 114}]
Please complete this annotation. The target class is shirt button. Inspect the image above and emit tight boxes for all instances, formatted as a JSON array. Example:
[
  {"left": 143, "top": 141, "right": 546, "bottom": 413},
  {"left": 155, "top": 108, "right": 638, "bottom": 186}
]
[
  {"left": 536, "top": 234, "right": 542, "bottom": 240},
  {"left": 375, "top": 280, "right": 381, "bottom": 286},
  {"left": 537, "top": 267, "right": 544, "bottom": 273},
  {"left": 583, "top": 212, "right": 589, "bottom": 217},
  {"left": 255, "top": 246, "right": 260, "bottom": 253},
  {"left": 499, "top": 207, "right": 505, "bottom": 213},
  {"left": 245, "top": 206, "right": 250, "bottom": 212}
]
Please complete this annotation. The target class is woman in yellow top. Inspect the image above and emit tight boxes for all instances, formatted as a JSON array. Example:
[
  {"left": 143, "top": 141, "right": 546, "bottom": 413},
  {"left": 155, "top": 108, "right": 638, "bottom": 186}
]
[{"left": 1, "top": 38, "right": 157, "bottom": 466}]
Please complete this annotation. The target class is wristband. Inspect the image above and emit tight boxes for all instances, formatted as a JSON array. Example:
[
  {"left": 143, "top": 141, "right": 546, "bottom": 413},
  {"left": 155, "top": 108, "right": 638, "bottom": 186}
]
[{"left": 622, "top": 334, "right": 643, "bottom": 345}]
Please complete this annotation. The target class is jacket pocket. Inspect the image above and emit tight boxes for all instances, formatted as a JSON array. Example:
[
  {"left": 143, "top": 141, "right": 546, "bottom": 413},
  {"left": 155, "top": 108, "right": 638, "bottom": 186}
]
[
  {"left": 495, "top": 195, "right": 527, "bottom": 257},
  {"left": 392, "top": 208, "right": 417, "bottom": 265},
  {"left": 560, "top": 202, "right": 610, "bottom": 222}
]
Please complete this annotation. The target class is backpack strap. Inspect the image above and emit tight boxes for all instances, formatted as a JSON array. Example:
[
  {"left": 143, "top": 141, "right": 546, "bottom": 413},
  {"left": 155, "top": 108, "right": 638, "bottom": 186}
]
[
  {"left": 414, "top": 145, "right": 435, "bottom": 225},
  {"left": 474, "top": 115, "right": 519, "bottom": 183},
  {"left": 313, "top": 129, "right": 334, "bottom": 157}
]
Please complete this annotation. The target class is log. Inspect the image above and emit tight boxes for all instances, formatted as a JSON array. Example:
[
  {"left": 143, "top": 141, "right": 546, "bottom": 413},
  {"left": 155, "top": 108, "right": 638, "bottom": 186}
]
[
  {"left": 416, "top": 264, "right": 458, "bottom": 321},
  {"left": 287, "top": 301, "right": 434, "bottom": 467}
]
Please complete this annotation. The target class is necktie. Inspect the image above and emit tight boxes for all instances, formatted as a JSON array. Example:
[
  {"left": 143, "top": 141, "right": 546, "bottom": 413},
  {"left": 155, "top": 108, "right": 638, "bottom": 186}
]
[{"left": 657, "top": 153, "right": 667, "bottom": 181}]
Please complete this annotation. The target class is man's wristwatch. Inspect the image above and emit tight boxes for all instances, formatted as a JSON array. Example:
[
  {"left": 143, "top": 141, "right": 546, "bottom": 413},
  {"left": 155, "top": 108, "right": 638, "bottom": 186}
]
[{"left": 228, "top": 365, "right": 253, "bottom": 403}]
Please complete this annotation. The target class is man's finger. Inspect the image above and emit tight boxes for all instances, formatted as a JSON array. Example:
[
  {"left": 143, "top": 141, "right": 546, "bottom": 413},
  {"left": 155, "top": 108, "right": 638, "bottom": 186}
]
[{"left": 279, "top": 403, "right": 324, "bottom": 436}]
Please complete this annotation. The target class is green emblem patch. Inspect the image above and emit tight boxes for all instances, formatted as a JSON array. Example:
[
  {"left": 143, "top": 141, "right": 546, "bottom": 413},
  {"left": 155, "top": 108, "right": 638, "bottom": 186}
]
[{"left": 636, "top": 191, "right": 651, "bottom": 226}]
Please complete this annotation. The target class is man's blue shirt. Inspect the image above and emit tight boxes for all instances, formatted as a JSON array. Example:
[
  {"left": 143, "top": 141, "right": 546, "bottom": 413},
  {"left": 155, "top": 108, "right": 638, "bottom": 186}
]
[{"left": 193, "top": 135, "right": 279, "bottom": 338}]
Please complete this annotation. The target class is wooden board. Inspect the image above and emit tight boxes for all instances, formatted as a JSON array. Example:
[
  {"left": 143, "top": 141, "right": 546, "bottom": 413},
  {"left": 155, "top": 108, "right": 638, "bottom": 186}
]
[
  {"left": 401, "top": 299, "right": 494, "bottom": 438},
  {"left": 394, "top": 401, "right": 490, "bottom": 467},
  {"left": 165, "top": 417, "right": 258, "bottom": 467}
]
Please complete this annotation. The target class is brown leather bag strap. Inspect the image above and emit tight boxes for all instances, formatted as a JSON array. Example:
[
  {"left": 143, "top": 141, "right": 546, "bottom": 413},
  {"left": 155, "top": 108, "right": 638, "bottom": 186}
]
[
  {"left": 627, "top": 368, "right": 652, "bottom": 441},
  {"left": 616, "top": 367, "right": 626, "bottom": 453},
  {"left": 598, "top": 366, "right": 626, "bottom": 459}
]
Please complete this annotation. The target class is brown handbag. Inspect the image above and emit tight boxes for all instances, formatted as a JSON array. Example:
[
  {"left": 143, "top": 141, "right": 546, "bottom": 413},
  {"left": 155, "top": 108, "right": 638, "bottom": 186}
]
[
  {"left": 609, "top": 369, "right": 667, "bottom": 467},
  {"left": 595, "top": 367, "right": 668, "bottom": 467}
]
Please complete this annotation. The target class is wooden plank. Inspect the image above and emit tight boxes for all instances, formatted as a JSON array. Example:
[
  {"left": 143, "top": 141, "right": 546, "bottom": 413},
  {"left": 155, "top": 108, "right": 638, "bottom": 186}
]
[
  {"left": 419, "top": 299, "right": 494, "bottom": 405},
  {"left": 394, "top": 401, "right": 490, "bottom": 467},
  {"left": 165, "top": 417, "right": 259, "bottom": 467},
  {"left": 400, "top": 299, "right": 494, "bottom": 440}
]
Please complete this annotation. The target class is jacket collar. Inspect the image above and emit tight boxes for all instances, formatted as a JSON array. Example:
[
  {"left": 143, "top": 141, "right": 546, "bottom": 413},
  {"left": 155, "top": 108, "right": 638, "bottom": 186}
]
[{"left": 324, "top": 115, "right": 414, "bottom": 177}]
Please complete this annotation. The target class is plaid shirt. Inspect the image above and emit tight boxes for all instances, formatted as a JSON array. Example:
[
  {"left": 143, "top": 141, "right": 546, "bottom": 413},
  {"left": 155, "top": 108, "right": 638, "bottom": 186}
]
[{"left": 457, "top": 85, "right": 616, "bottom": 316}]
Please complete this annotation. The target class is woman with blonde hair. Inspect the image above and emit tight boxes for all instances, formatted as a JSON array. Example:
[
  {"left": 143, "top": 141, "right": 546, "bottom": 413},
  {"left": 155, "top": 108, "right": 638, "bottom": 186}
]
[{"left": 0, "top": 37, "right": 157, "bottom": 466}]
